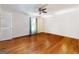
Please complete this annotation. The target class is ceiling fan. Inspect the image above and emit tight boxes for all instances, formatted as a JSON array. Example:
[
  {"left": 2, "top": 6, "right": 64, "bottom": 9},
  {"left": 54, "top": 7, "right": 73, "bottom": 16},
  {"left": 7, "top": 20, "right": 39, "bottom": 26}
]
[
  {"left": 38, "top": 7, "right": 47, "bottom": 14},
  {"left": 38, "top": 4, "right": 47, "bottom": 14}
]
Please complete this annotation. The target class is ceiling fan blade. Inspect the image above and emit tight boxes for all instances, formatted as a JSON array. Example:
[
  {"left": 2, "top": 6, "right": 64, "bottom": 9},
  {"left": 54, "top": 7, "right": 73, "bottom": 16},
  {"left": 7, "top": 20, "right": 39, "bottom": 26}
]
[
  {"left": 42, "top": 10, "right": 47, "bottom": 13},
  {"left": 42, "top": 8, "right": 46, "bottom": 10}
]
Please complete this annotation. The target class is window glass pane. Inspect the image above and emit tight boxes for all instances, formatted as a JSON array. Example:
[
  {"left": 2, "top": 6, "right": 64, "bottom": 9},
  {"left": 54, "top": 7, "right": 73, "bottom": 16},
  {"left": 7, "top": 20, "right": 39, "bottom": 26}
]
[{"left": 30, "top": 17, "right": 37, "bottom": 35}]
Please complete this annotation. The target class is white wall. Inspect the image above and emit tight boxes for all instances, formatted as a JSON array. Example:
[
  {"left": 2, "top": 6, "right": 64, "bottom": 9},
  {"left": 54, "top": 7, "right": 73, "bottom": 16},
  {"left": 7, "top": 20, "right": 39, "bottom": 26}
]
[
  {"left": 12, "top": 12, "right": 29, "bottom": 37},
  {"left": 44, "top": 9, "right": 79, "bottom": 39},
  {"left": 0, "top": 7, "right": 30, "bottom": 41},
  {"left": 37, "top": 16, "right": 45, "bottom": 33}
]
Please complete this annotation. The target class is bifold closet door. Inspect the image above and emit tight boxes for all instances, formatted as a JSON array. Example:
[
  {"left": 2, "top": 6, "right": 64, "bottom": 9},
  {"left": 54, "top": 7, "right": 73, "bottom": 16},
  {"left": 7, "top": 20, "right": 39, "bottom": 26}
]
[{"left": 0, "top": 12, "right": 12, "bottom": 41}]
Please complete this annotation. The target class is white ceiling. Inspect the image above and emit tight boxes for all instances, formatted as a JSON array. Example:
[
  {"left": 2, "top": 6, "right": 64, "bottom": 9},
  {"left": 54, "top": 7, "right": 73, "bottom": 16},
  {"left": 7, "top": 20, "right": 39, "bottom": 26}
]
[
  {"left": 0, "top": 4, "right": 40, "bottom": 15},
  {"left": 46, "top": 4, "right": 79, "bottom": 14},
  {"left": 0, "top": 4, "right": 79, "bottom": 15}
]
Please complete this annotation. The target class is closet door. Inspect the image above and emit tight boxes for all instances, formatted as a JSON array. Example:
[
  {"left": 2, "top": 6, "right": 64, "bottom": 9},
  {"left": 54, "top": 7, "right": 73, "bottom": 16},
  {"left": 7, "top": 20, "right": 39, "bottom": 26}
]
[{"left": 0, "top": 12, "right": 12, "bottom": 41}]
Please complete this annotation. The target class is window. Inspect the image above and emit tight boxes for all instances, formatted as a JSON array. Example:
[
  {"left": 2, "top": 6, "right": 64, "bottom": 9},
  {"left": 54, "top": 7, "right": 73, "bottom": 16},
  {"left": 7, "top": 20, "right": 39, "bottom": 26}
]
[{"left": 29, "top": 17, "right": 37, "bottom": 35}]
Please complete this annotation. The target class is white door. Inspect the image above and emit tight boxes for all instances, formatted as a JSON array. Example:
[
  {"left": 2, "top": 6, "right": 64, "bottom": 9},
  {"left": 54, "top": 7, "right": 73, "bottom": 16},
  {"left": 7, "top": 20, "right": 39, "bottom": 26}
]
[{"left": 0, "top": 11, "right": 12, "bottom": 41}]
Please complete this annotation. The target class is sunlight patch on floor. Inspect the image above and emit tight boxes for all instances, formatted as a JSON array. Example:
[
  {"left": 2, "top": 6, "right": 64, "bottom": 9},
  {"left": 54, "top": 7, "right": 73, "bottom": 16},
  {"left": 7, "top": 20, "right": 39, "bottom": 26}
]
[{"left": 60, "top": 43, "right": 68, "bottom": 53}]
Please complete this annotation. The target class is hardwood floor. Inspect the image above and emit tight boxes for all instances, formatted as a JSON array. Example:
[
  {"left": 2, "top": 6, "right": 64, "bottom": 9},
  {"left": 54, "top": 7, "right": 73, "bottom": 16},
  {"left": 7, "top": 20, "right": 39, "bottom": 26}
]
[{"left": 0, "top": 32, "right": 79, "bottom": 54}]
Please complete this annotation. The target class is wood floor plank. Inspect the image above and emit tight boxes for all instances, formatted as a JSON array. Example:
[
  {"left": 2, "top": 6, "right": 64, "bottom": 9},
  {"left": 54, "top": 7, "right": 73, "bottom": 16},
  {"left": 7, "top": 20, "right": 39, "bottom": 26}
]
[{"left": 0, "top": 32, "right": 79, "bottom": 54}]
